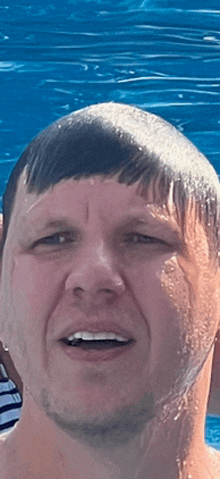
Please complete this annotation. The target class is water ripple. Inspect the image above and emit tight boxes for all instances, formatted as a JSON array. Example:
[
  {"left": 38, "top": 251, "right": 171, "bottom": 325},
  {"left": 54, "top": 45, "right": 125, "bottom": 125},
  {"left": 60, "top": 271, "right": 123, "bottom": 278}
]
[{"left": 0, "top": 0, "right": 220, "bottom": 175}]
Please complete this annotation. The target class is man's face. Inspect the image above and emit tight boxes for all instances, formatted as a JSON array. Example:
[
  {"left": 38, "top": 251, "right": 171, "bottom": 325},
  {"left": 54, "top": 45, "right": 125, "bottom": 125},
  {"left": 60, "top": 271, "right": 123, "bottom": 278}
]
[{"left": 0, "top": 176, "right": 219, "bottom": 432}]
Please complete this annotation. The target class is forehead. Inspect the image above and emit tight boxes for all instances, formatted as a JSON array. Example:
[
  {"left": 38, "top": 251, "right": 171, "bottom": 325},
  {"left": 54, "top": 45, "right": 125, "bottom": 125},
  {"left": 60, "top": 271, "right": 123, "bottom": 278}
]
[{"left": 19, "top": 177, "right": 144, "bottom": 214}]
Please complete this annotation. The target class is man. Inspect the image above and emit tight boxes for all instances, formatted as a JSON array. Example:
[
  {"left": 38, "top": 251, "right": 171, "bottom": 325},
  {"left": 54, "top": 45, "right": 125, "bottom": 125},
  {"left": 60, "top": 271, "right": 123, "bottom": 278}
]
[{"left": 0, "top": 102, "right": 219, "bottom": 478}]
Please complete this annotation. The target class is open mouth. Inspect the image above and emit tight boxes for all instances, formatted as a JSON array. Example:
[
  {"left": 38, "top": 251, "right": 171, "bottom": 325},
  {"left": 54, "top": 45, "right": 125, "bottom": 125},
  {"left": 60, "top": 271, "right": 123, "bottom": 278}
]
[
  {"left": 61, "top": 337, "right": 134, "bottom": 350},
  {"left": 60, "top": 331, "right": 135, "bottom": 350}
]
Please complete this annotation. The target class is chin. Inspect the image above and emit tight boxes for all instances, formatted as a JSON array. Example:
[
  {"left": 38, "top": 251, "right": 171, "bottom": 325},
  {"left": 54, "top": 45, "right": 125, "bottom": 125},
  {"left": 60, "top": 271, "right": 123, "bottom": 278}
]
[{"left": 39, "top": 386, "right": 155, "bottom": 447}]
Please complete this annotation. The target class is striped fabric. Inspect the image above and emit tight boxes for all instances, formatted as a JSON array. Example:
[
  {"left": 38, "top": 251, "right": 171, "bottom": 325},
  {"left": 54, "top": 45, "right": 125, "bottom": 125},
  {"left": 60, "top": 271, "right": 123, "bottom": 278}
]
[{"left": 0, "top": 378, "right": 22, "bottom": 433}]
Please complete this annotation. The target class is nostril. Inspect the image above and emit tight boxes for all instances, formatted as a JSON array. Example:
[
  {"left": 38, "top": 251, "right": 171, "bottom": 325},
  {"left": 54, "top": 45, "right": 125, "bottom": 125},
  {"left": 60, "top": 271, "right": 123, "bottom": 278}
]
[{"left": 73, "top": 287, "right": 84, "bottom": 298}]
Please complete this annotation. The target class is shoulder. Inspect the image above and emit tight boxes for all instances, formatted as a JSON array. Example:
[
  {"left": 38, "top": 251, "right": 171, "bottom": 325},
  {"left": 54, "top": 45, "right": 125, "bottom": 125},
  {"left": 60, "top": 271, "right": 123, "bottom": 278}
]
[
  {"left": 0, "top": 434, "right": 8, "bottom": 479},
  {"left": 207, "top": 446, "right": 220, "bottom": 477}
]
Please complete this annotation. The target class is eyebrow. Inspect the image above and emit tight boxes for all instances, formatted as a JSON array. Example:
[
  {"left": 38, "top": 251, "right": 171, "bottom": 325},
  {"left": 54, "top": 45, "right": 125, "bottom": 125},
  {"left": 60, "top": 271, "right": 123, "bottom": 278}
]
[
  {"left": 40, "top": 219, "right": 75, "bottom": 230},
  {"left": 21, "top": 212, "right": 180, "bottom": 242},
  {"left": 116, "top": 214, "right": 179, "bottom": 233},
  {"left": 116, "top": 214, "right": 182, "bottom": 246},
  {"left": 20, "top": 217, "right": 79, "bottom": 237}
]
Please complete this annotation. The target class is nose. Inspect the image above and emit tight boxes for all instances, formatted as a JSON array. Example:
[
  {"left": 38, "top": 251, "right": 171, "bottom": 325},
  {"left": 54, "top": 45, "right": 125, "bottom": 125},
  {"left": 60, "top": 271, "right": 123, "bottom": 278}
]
[{"left": 65, "top": 241, "right": 126, "bottom": 306}]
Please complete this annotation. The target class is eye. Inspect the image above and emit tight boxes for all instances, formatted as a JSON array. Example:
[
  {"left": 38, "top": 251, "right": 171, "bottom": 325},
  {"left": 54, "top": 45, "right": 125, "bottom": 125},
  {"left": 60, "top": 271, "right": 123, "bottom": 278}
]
[
  {"left": 32, "top": 231, "right": 76, "bottom": 249},
  {"left": 123, "top": 233, "right": 167, "bottom": 247}
]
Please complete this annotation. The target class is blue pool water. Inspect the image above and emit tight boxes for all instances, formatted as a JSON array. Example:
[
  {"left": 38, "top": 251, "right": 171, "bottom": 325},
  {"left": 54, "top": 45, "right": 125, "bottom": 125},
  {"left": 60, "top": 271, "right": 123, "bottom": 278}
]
[
  {"left": 1, "top": 0, "right": 220, "bottom": 449},
  {"left": 206, "top": 416, "right": 220, "bottom": 450}
]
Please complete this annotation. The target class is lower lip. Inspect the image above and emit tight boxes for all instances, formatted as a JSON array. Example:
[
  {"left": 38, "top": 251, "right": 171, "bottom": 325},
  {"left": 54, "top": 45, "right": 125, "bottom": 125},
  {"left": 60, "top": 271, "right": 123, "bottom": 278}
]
[{"left": 58, "top": 341, "right": 135, "bottom": 362}]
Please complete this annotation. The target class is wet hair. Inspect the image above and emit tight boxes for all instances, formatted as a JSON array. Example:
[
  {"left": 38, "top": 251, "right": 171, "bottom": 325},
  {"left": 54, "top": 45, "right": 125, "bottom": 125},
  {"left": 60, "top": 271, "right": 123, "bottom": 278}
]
[{"left": 2, "top": 102, "right": 220, "bottom": 256}]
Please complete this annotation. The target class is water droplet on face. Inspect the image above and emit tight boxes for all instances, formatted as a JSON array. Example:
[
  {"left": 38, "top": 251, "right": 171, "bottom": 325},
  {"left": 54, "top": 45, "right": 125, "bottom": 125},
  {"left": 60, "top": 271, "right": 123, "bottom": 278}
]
[{"left": 176, "top": 458, "right": 182, "bottom": 476}]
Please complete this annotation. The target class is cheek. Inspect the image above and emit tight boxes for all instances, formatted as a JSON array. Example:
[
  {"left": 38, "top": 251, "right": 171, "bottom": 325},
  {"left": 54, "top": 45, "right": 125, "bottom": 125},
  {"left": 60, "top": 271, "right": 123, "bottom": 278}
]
[
  {"left": 2, "top": 255, "right": 65, "bottom": 374},
  {"left": 124, "top": 253, "right": 179, "bottom": 328},
  {"left": 14, "top": 259, "right": 52, "bottom": 308},
  {"left": 125, "top": 256, "right": 193, "bottom": 396},
  {"left": 4, "top": 255, "right": 64, "bottom": 333},
  {"left": 161, "top": 254, "right": 219, "bottom": 354},
  {"left": 161, "top": 255, "right": 190, "bottom": 322},
  {"left": 126, "top": 251, "right": 172, "bottom": 296}
]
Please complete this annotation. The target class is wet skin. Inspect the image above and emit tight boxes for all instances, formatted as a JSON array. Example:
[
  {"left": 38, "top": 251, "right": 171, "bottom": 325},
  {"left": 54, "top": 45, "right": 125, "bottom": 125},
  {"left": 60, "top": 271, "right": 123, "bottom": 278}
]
[{"left": 0, "top": 175, "right": 220, "bottom": 478}]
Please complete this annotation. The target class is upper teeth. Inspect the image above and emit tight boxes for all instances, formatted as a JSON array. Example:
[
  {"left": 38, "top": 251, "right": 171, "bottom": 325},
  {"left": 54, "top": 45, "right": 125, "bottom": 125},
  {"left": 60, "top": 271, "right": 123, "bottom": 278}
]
[{"left": 66, "top": 332, "right": 128, "bottom": 342}]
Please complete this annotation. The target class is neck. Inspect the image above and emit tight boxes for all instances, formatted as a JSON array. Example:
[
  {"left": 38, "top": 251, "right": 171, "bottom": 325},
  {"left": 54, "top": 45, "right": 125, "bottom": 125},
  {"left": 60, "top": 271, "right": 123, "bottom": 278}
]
[{"left": 3, "top": 355, "right": 219, "bottom": 479}]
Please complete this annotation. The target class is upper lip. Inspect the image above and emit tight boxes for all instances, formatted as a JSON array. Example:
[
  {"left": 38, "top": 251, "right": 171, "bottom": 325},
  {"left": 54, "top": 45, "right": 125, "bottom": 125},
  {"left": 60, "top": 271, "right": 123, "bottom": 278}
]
[{"left": 57, "top": 321, "right": 135, "bottom": 342}]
